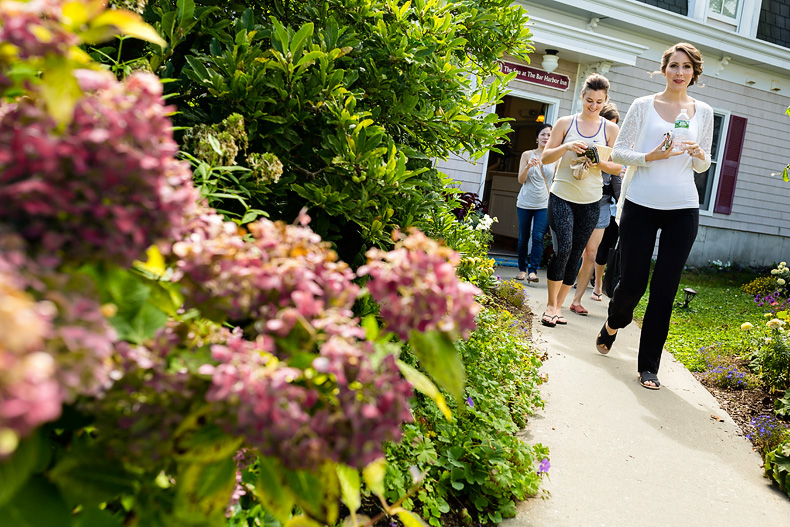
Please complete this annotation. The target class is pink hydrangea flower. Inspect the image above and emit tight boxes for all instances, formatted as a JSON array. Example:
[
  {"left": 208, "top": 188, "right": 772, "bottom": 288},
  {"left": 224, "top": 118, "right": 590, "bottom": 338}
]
[
  {"left": 359, "top": 229, "right": 482, "bottom": 340},
  {"left": 205, "top": 330, "right": 412, "bottom": 470},
  {"left": 173, "top": 208, "right": 361, "bottom": 339},
  {"left": 0, "top": 238, "right": 120, "bottom": 457},
  {"left": 0, "top": 71, "right": 198, "bottom": 266}
]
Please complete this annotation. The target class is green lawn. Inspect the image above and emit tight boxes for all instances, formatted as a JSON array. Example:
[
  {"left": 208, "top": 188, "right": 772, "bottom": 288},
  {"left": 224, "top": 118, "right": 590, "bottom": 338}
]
[{"left": 633, "top": 267, "right": 763, "bottom": 371}]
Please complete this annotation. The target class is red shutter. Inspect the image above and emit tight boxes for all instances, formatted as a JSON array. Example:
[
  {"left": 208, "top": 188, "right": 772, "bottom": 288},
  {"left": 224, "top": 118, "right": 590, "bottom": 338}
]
[{"left": 713, "top": 115, "right": 748, "bottom": 215}]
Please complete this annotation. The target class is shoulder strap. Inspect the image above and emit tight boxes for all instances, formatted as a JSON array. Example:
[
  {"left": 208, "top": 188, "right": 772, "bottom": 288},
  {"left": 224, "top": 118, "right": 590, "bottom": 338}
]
[{"left": 561, "top": 115, "right": 575, "bottom": 143}]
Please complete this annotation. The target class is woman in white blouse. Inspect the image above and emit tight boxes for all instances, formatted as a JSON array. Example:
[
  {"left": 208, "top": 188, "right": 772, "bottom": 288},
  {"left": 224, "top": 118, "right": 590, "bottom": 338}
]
[{"left": 596, "top": 43, "right": 714, "bottom": 391}]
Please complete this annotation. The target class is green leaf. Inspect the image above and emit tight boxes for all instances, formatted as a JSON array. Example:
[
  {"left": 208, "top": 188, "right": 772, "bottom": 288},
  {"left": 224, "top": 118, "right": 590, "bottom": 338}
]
[
  {"left": 159, "top": 10, "right": 177, "bottom": 42},
  {"left": 206, "top": 133, "right": 223, "bottom": 156},
  {"left": 362, "top": 458, "right": 386, "bottom": 498},
  {"left": 194, "top": 456, "right": 237, "bottom": 500},
  {"left": 361, "top": 315, "right": 380, "bottom": 341},
  {"left": 254, "top": 456, "right": 295, "bottom": 524},
  {"left": 184, "top": 55, "right": 211, "bottom": 83},
  {"left": 0, "top": 430, "right": 44, "bottom": 507},
  {"left": 111, "top": 301, "right": 168, "bottom": 345},
  {"left": 270, "top": 17, "right": 290, "bottom": 55},
  {"left": 0, "top": 477, "right": 71, "bottom": 527},
  {"left": 49, "top": 453, "right": 137, "bottom": 508},
  {"left": 283, "top": 463, "right": 339, "bottom": 525},
  {"left": 408, "top": 330, "right": 465, "bottom": 401},
  {"left": 90, "top": 10, "right": 167, "bottom": 48},
  {"left": 397, "top": 509, "right": 429, "bottom": 527},
  {"left": 284, "top": 516, "right": 323, "bottom": 527},
  {"left": 295, "top": 50, "right": 324, "bottom": 68},
  {"left": 335, "top": 464, "right": 361, "bottom": 513},
  {"left": 40, "top": 58, "right": 81, "bottom": 125},
  {"left": 447, "top": 447, "right": 465, "bottom": 467},
  {"left": 397, "top": 360, "right": 452, "bottom": 420},
  {"left": 290, "top": 23, "right": 314, "bottom": 61},
  {"left": 73, "top": 508, "right": 124, "bottom": 527},
  {"left": 176, "top": 0, "right": 195, "bottom": 30},
  {"left": 174, "top": 457, "right": 237, "bottom": 525}
]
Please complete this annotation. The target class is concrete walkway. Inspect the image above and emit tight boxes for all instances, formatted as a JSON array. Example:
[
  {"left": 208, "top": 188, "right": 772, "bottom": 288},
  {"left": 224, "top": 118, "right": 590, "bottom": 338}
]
[{"left": 494, "top": 265, "right": 790, "bottom": 527}]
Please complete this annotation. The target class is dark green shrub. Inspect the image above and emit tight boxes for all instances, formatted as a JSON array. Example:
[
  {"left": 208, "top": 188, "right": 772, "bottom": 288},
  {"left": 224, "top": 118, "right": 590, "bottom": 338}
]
[{"left": 93, "top": 0, "right": 533, "bottom": 266}]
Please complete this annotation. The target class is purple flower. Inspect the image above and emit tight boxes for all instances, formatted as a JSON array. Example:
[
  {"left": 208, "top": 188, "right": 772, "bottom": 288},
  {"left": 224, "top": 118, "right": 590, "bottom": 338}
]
[
  {"left": 466, "top": 397, "right": 474, "bottom": 408},
  {"left": 537, "top": 458, "right": 550, "bottom": 475}
]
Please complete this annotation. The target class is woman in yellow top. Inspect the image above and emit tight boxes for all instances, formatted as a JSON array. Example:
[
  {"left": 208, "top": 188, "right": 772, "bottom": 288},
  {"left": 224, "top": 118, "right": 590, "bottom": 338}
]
[{"left": 539, "top": 74, "right": 620, "bottom": 327}]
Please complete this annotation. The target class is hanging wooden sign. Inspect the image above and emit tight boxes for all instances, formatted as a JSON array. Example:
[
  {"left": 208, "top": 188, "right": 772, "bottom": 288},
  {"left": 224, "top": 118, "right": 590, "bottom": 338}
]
[{"left": 499, "top": 61, "right": 570, "bottom": 91}]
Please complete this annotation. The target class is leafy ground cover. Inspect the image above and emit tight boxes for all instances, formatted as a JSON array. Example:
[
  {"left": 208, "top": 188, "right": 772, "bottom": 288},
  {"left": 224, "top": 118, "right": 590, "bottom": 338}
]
[{"left": 381, "top": 301, "right": 548, "bottom": 527}]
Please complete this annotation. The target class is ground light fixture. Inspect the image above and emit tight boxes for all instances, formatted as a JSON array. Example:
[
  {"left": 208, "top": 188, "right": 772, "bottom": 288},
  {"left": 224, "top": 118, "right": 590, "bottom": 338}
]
[{"left": 680, "top": 287, "right": 697, "bottom": 309}]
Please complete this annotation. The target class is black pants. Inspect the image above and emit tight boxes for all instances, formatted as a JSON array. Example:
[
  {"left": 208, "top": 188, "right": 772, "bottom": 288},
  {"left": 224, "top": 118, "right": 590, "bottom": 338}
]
[
  {"left": 547, "top": 193, "right": 599, "bottom": 285},
  {"left": 607, "top": 200, "right": 699, "bottom": 374},
  {"left": 595, "top": 215, "right": 618, "bottom": 266}
]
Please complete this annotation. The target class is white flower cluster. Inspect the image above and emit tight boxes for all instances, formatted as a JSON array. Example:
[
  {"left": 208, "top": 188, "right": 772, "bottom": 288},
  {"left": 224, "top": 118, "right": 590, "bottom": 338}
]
[
  {"left": 475, "top": 214, "right": 497, "bottom": 231},
  {"left": 770, "top": 261, "right": 788, "bottom": 286},
  {"left": 709, "top": 259, "right": 731, "bottom": 270}
]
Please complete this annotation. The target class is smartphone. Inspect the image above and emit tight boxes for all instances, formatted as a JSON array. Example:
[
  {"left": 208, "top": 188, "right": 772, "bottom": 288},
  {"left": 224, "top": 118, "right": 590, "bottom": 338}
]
[{"left": 583, "top": 146, "right": 599, "bottom": 164}]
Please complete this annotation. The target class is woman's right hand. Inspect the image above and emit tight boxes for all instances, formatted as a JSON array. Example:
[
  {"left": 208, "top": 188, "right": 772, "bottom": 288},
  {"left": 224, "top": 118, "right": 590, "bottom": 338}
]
[
  {"left": 528, "top": 155, "right": 542, "bottom": 169},
  {"left": 645, "top": 137, "right": 685, "bottom": 162},
  {"left": 565, "top": 141, "right": 588, "bottom": 155}
]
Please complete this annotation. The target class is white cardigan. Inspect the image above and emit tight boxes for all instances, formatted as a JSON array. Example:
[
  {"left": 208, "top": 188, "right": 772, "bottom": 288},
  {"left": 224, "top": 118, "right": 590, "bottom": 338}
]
[{"left": 612, "top": 94, "right": 714, "bottom": 221}]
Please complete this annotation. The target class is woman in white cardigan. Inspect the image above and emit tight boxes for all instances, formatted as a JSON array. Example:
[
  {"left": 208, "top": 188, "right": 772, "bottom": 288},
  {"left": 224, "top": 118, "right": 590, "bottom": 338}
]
[{"left": 596, "top": 43, "right": 714, "bottom": 390}]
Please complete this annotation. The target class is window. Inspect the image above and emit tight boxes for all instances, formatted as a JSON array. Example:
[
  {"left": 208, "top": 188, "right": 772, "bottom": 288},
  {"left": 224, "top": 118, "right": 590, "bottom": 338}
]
[
  {"left": 695, "top": 113, "right": 726, "bottom": 212},
  {"left": 708, "top": 0, "right": 740, "bottom": 20},
  {"left": 696, "top": 112, "right": 748, "bottom": 215}
]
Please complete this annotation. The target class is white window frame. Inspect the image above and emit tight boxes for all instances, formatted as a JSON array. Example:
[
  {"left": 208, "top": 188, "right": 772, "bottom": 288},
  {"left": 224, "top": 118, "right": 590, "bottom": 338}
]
[
  {"left": 699, "top": 108, "right": 731, "bottom": 216},
  {"left": 689, "top": 0, "right": 761, "bottom": 37},
  {"left": 707, "top": 0, "right": 742, "bottom": 22}
]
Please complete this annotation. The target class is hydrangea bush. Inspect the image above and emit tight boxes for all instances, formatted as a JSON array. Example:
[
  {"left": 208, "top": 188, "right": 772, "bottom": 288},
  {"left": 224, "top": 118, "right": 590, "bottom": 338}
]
[
  {"left": 0, "top": 3, "right": 486, "bottom": 526},
  {"left": 0, "top": 70, "right": 198, "bottom": 266}
]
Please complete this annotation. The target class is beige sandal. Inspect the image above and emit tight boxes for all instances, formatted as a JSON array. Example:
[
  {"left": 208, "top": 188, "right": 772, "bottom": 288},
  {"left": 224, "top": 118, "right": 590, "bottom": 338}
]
[{"left": 516, "top": 271, "right": 527, "bottom": 280}]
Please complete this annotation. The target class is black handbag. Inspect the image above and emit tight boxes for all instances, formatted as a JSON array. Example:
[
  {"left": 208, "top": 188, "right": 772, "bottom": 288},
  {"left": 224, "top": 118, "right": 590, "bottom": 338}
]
[{"left": 603, "top": 239, "right": 621, "bottom": 298}]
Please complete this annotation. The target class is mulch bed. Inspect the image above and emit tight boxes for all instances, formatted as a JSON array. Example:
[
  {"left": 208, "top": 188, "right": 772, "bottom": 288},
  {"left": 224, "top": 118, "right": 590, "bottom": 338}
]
[{"left": 693, "top": 375, "right": 779, "bottom": 440}]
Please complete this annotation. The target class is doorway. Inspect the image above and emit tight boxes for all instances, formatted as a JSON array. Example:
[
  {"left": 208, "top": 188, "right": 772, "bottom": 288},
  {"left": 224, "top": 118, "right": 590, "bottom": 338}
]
[{"left": 483, "top": 92, "right": 559, "bottom": 254}]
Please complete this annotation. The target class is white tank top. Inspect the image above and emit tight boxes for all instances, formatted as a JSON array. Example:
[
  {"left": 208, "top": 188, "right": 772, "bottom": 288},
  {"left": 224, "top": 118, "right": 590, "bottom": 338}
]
[
  {"left": 516, "top": 150, "right": 555, "bottom": 209},
  {"left": 550, "top": 115, "right": 608, "bottom": 204}
]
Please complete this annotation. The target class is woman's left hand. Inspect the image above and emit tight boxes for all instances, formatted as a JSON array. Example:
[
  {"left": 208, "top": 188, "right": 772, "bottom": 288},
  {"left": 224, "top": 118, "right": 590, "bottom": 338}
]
[{"left": 682, "top": 140, "right": 705, "bottom": 160}]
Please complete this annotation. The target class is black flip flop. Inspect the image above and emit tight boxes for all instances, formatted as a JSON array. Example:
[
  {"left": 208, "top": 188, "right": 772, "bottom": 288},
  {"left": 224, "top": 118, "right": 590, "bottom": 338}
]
[
  {"left": 596, "top": 321, "right": 617, "bottom": 354},
  {"left": 640, "top": 371, "right": 661, "bottom": 390},
  {"left": 541, "top": 313, "right": 557, "bottom": 327}
]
